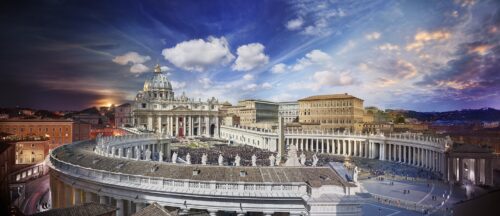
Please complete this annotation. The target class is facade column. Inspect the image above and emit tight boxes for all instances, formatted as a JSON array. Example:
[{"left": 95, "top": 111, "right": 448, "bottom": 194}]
[
  {"left": 85, "top": 191, "right": 93, "bottom": 203},
  {"left": 73, "top": 188, "right": 81, "bottom": 205},
  {"left": 458, "top": 158, "right": 464, "bottom": 183},
  {"left": 398, "top": 145, "right": 402, "bottom": 162},
  {"left": 99, "top": 195, "right": 107, "bottom": 205},
  {"left": 157, "top": 116, "right": 162, "bottom": 133},
  {"left": 354, "top": 140, "right": 358, "bottom": 157},
  {"left": 205, "top": 116, "right": 210, "bottom": 136},
  {"left": 190, "top": 116, "right": 194, "bottom": 137},
  {"left": 135, "top": 202, "right": 146, "bottom": 212},
  {"left": 208, "top": 210, "right": 218, "bottom": 216},
  {"left": 175, "top": 116, "right": 179, "bottom": 136},
  {"left": 57, "top": 179, "right": 65, "bottom": 208},
  {"left": 170, "top": 116, "right": 174, "bottom": 136},
  {"left": 65, "top": 184, "right": 73, "bottom": 207},
  {"left": 403, "top": 146, "right": 406, "bottom": 163},
  {"left": 182, "top": 116, "right": 186, "bottom": 136},
  {"left": 343, "top": 140, "right": 347, "bottom": 155},
  {"left": 360, "top": 140, "right": 364, "bottom": 157},
  {"left": 485, "top": 158, "right": 493, "bottom": 186},
  {"left": 116, "top": 198, "right": 124, "bottom": 216},
  {"left": 147, "top": 116, "right": 153, "bottom": 131},
  {"left": 474, "top": 158, "right": 480, "bottom": 185}
]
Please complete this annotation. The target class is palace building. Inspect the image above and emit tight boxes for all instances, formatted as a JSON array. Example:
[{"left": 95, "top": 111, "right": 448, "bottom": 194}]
[
  {"left": 298, "top": 94, "right": 365, "bottom": 132},
  {"left": 132, "top": 65, "right": 222, "bottom": 137}
]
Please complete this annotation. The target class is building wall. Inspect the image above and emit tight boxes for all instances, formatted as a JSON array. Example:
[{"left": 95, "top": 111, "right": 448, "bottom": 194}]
[
  {"left": 278, "top": 102, "right": 299, "bottom": 123},
  {"left": 73, "top": 122, "right": 91, "bottom": 142},
  {"left": 14, "top": 140, "right": 49, "bottom": 164},
  {"left": 298, "top": 94, "right": 365, "bottom": 132},
  {"left": 0, "top": 143, "right": 15, "bottom": 181},
  {"left": 0, "top": 120, "right": 73, "bottom": 149},
  {"left": 227, "top": 100, "right": 279, "bottom": 127},
  {"left": 115, "top": 104, "right": 132, "bottom": 127}
]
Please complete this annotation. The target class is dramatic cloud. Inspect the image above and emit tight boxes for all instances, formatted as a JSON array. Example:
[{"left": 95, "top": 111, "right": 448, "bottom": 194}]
[
  {"left": 198, "top": 77, "right": 213, "bottom": 88},
  {"left": 232, "top": 43, "right": 269, "bottom": 71},
  {"left": 129, "top": 63, "right": 150, "bottom": 73},
  {"left": 112, "top": 52, "right": 151, "bottom": 73},
  {"left": 286, "top": 17, "right": 304, "bottom": 30},
  {"left": 365, "top": 32, "right": 381, "bottom": 40},
  {"left": 162, "top": 36, "right": 234, "bottom": 72},
  {"left": 406, "top": 30, "right": 451, "bottom": 51},
  {"left": 271, "top": 63, "right": 287, "bottom": 74},
  {"left": 291, "top": 49, "right": 332, "bottom": 71},
  {"left": 288, "top": 70, "right": 355, "bottom": 91},
  {"left": 112, "top": 52, "right": 151, "bottom": 65}
]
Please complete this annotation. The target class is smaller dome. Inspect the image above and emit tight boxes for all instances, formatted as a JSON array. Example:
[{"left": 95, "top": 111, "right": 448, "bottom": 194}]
[{"left": 143, "top": 65, "right": 173, "bottom": 91}]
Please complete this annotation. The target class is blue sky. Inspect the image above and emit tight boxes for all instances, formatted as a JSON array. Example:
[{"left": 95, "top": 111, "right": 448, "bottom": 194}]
[{"left": 0, "top": 0, "right": 499, "bottom": 111}]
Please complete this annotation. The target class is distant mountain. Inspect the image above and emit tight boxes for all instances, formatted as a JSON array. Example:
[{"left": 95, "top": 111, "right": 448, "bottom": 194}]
[{"left": 396, "top": 108, "right": 500, "bottom": 122}]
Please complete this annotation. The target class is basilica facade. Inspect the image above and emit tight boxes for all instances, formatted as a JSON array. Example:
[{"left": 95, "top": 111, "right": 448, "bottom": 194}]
[{"left": 132, "top": 65, "right": 222, "bottom": 137}]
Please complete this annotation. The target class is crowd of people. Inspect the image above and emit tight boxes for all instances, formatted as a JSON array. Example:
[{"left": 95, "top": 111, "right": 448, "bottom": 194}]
[{"left": 175, "top": 143, "right": 274, "bottom": 166}]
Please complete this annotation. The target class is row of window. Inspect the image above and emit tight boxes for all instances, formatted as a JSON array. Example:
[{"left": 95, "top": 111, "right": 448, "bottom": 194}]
[{"left": 300, "top": 100, "right": 355, "bottom": 108}]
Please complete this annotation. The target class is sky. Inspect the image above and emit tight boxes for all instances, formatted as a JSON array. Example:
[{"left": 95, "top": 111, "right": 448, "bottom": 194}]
[{"left": 0, "top": 0, "right": 499, "bottom": 111}]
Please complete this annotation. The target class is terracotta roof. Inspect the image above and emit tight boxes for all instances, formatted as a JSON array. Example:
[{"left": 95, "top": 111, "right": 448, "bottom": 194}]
[
  {"left": 0, "top": 118, "right": 73, "bottom": 122},
  {"left": 30, "top": 202, "right": 116, "bottom": 216},
  {"left": 132, "top": 202, "right": 176, "bottom": 216},
  {"left": 298, "top": 94, "right": 362, "bottom": 101}
]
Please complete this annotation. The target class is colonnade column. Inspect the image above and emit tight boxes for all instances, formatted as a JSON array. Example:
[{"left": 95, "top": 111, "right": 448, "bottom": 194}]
[
  {"left": 485, "top": 159, "right": 493, "bottom": 186},
  {"left": 85, "top": 191, "right": 93, "bottom": 203},
  {"left": 73, "top": 188, "right": 81, "bottom": 205},
  {"left": 190, "top": 116, "right": 194, "bottom": 136},
  {"left": 343, "top": 140, "right": 347, "bottom": 155},
  {"left": 205, "top": 116, "right": 210, "bottom": 136},
  {"left": 458, "top": 158, "right": 464, "bottom": 183},
  {"left": 116, "top": 198, "right": 124, "bottom": 216},
  {"left": 99, "top": 194, "right": 107, "bottom": 205}
]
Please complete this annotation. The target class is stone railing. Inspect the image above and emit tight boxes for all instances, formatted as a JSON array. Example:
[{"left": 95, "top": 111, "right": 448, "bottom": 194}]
[
  {"left": 371, "top": 193, "right": 434, "bottom": 213},
  {"left": 48, "top": 146, "right": 309, "bottom": 198},
  {"left": 221, "top": 125, "right": 276, "bottom": 135}
]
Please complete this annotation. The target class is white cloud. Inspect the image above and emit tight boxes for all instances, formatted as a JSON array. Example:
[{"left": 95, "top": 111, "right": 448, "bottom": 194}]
[
  {"left": 405, "top": 30, "right": 451, "bottom": 52},
  {"left": 243, "top": 74, "right": 254, "bottom": 81},
  {"left": 198, "top": 77, "right": 212, "bottom": 88},
  {"left": 112, "top": 52, "right": 151, "bottom": 65},
  {"left": 378, "top": 43, "right": 400, "bottom": 51},
  {"left": 162, "top": 36, "right": 234, "bottom": 72},
  {"left": 113, "top": 52, "right": 151, "bottom": 74},
  {"left": 302, "top": 18, "right": 330, "bottom": 36},
  {"left": 365, "top": 32, "right": 381, "bottom": 40},
  {"left": 262, "top": 82, "right": 272, "bottom": 89},
  {"left": 291, "top": 49, "right": 332, "bottom": 71},
  {"left": 130, "top": 63, "right": 150, "bottom": 73},
  {"left": 160, "top": 66, "right": 170, "bottom": 72},
  {"left": 288, "top": 70, "right": 355, "bottom": 91},
  {"left": 242, "top": 83, "right": 258, "bottom": 91},
  {"left": 271, "top": 63, "right": 287, "bottom": 74},
  {"left": 171, "top": 81, "right": 186, "bottom": 89},
  {"left": 286, "top": 17, "right": 304, "bottom": 30},
  {"left": 232, "top": 43, "right": 269, "bottom": 71}
]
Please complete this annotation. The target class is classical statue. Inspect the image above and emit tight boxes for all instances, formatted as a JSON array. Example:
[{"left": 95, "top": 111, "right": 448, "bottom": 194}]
[
  {"left": 201, "top": 153, "right": 207, "bottom": 165},
  {"left": 269, "top": 154, "right": 276, "bottom": 167},
  {"left": 235, "top": 154, "right": 241, "bottom": 166},
  {"left": 145, "top": 148, "right": 151, "bottom": 161},
  {"left": 186, "top": 153, "right": 191, "bottom": 164},
  {"left": 172, "top": 152, "right": 178, "bottom": 163},
  {"left": 312, "top": 153, "right": 319, "bottom": 167},
  {"left": 135, "top": 147, "right": 140, "bottom": 160},
  {"left": 158, "top": 151, "right": 164, "bottom": 162},
  {"left": 276, "top": 155, "right": 281, "bottom": 166},
  {"left": 300, "top": 153, "right": 306, "bottom": 165},
  {"left": 353, "top": 166, "right": 359, "bottom": 183},
  {"left": 285, "top": 144, "right": 301, "bottom": 167},
  {"left": 218, "top": 154, "right": 224, "bottom": 166},
  {"left": 251, "top": 154, "right": 257, "bottom": 167}
]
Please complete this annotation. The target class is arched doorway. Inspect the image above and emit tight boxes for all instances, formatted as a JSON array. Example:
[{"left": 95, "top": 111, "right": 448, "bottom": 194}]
[{"left": 210, "top": 124, "right": 215, "bottom": 137}]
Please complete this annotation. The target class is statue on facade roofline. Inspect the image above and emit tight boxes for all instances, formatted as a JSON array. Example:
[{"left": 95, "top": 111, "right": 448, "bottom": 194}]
[
  {"left": 172, "top": 152, "right": 178, "bottom": 163},
  {"left": 145, "top": 148, "right": 151, "bottom": 161},
  {"left": 201, "top": 153, "right": 207, "bottom": 165},
  {"left": 218, "top": 154, "right": 224, "bottom": 166},
  {"left": 235, "top": 154, "right": 241, "bottom": 166},
  {"left": 269, "top": 154, "right": 276, "bottom": 167},
  {"left": 312, "top": 153, "right": 319, "bottom": 167},
  {"left": 186, "top": 153, "right": 191, "bottom": 164},
  {"left": 300, "top": 153, "right": 306, "bottom": 166},
  {"left": 159, "top": 151, "right": 164, "bottom": 162}
]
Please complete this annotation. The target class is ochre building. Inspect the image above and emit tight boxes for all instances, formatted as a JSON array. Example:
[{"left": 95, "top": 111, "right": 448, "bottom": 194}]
[{"left": 298, "top": 94, "right": 365, "bottom": 132}]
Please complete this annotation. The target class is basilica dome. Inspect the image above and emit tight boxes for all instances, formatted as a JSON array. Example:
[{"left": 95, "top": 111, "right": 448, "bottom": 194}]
[{"left": 143, "top": 64, "right": 172, "bottom": 92}]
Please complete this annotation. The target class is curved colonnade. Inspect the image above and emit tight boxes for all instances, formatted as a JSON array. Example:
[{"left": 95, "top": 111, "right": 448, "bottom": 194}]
[
  {"left": 220, "top": 126, "right": 449, "bottom": 174},
  {"left": 48, "top": 136, "right": 362, "bottom": 216}
]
